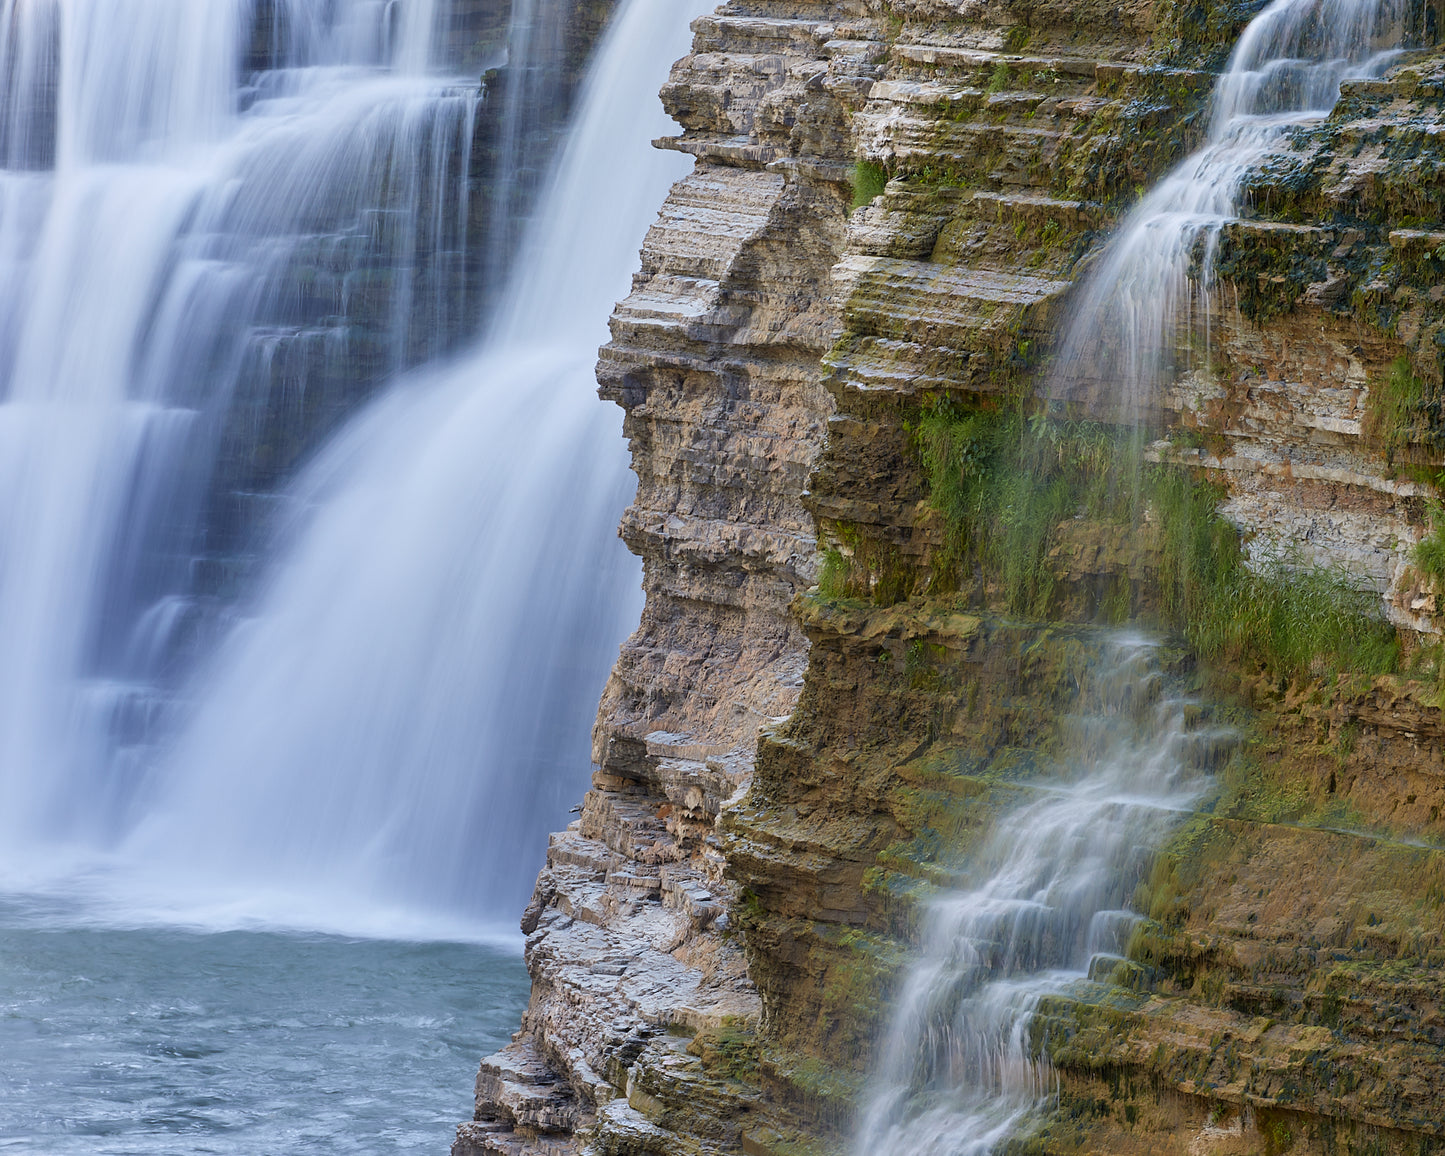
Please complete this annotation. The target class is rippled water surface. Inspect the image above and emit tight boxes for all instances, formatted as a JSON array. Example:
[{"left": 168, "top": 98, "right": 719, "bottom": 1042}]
[{"left": 0, "top": 898, "right": 527, "bottom": 1153}]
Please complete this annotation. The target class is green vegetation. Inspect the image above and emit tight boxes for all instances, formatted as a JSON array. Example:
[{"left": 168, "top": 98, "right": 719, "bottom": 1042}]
[
  {"left": 913, "top": 398, "right": 1400, "bottom": 681},
  {"left": 1365, "top": 354, "right": 1441, "bottom": 471},
  {"left": 850, "top": 161, "right": 888, "bottom": 209},
  {"left": 1414, "top": 503, "right": 1445, "bottom": 587},
  {"left": 815, "top": 522, "right": 911, "bottom": 605},
  {"left": 817, "top": 547, "right": 852, "bottom": 600},
  {"left": 1152, "top": 468, "right": 1399, "bottom": 679},
  {"left": 916, "top": 400, "right": 1137, "bottom": 618}
]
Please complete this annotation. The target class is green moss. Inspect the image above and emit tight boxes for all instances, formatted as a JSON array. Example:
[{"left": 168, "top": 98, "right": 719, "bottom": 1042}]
[
  {"left": 817, "top": 548, "right": 852, "bottom": 600},
  {"left": 816, "top": 524, "right": 914, "bottom": 606},
  {"left": 916, "top": 400, "right": 1400, "bottom": 681},
  {"left": 1152, "top": 468, "right": 1400, "bottom": 679},
  {"left": 810, "top": 925, "right": 908, "bottom": 1052},
  {"left": 688, "top": 1025, "right": 761, "bottom": 1084},
  {"left": 916, "top": 400, "right": 1137, "bottom": 617},
  {"left": 1213, "top": 232, "right": 1329, "bottom": 323},
  {"left": 1003, "top": 25, "right": 1031, "bottom": 52},
  {"left": 1366, "top": 355, "right": 1444, "bottom": 470},
  {"left": 851, "top": 161, "right": 888, "bottom": 209}
]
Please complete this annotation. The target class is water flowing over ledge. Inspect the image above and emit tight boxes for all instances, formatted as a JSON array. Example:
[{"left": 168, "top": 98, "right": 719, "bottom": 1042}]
[
  {"left": 0, "top": 0, "right": 698, "bottom": 939},
  {"left": 1052, "top": 0, "right": 1409, "bottom": 425},
  {"left": 858, "top": 0, "right": 1412, "bottom": 1149},
  {"left": 856, "top": 637, "right": 1224, "bottom": 1154}
]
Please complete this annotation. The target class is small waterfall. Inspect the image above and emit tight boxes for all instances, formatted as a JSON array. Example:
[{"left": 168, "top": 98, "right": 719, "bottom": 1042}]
[
  {"left": 108, "top": 0, "right": 711, "bottom": 935},
  {"left": 860, "top": 4, "right": 1412, "bottom": 1147},
  {"left": 1052, "top": 0, "right": 1408, "bottom": 422},
  {"left": 856, "top": 638, "right": 1219, "bottom": 1154}
]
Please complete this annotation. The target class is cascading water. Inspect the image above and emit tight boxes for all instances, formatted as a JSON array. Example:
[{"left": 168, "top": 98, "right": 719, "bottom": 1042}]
[
  {"left": 481, "top": 0, "right": 571, "bottom": 294},
  {"left": 0, "top": 0, "right": 710, "bottom": 937},
  {"left": 0, "top": 0, "right": 480, "bottom": 860},
  {"left": 0, "top": 2, "right": 710, "bottom": 1150},
  {"left": 1052, "top": 0, "right": 1408, "bottom": 422},
  {"left": 860, "top": 3, "right": 1411, "bottom": 1151},
  {"left": 108, "top": 0, "right": 713, "bottom": 934},
  {"left": 855, "top": 638, "right": 1221, "bottom": 1155}
]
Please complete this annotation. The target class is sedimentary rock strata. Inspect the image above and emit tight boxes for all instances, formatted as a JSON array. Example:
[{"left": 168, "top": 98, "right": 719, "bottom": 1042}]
[{"left": 462, "top": 2, "right": 1445, "bottom": 1153}]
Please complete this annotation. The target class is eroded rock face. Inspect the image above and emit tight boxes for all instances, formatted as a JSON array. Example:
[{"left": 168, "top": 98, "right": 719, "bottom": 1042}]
[
  {"left": 463, "top": 1, "right": 1445, "bottom": 1153},
  {"left": 460, "top": 4, "right": 869, "bottom": 1153}
]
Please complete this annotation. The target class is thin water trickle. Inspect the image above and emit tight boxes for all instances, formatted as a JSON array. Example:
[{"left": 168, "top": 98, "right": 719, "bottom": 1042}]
[
  {"left": 1052, "top": 0, "right": 1409, "bottom": 426},
  {"left": 862, "top": 3, "right": 1410, "bottom": 1148},
  {"left": 856, "top": 637, "right": 1223, "bottom": 1155}
]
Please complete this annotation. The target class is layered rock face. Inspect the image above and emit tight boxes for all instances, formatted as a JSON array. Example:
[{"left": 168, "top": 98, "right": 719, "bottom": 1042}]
[
  {"left": 462, "top": 1, "right": 1445, "bottom": 1153},
  {"left": 459, "top": 4, "right": 862, "bottom": 1153}
]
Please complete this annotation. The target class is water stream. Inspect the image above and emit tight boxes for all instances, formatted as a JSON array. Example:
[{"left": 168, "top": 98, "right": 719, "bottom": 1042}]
[
  {"left": 860, "top": 0, "right": 1410, "bottom": 1149},
  {"left": 0, "top": 0, "right": 705, "bottom": 932},
  {"left": 856, "top": 637, "right": 1219, "bottom": 1154},
  {"left": 1053, "top": 0, "right": 1408, "bottom": 422},
  {"left": 118, "top": 0, "right": 709, "bottom": 933}
]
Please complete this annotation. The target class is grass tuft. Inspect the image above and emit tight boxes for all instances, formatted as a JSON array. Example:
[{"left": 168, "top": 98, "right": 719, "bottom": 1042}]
[
  {"left": 917, "top": 401, "right": 1400, "bottom": 681},
  {"left": 851, "top": 161, "right": 888, "bottom": 209},
  {"left": 1365, "top": 355, "right": 1437, "bottom": 470},
  {"left": 1155, "top": 464, "right": 1398, "bottom": 679}
]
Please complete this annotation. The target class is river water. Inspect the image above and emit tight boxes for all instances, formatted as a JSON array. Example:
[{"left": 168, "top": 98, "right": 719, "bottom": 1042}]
[{"left": 0, "top": 896, "right": 527, "bottom": 1154}]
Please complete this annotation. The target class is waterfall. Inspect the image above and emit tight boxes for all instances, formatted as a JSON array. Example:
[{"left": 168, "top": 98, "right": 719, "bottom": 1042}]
[
  {"left": 0, "top": 0, "right": 479, "bottom": 860},
  {"left": 856, "top": 638, "right": 1220, "bottom": 1154},
  {"left": 0, "top": 0, "right": 710, "bottom": 938},
  {"left": 107, "top": 0, "right": 711, "bottom": 936},
  {"left": 859, "top": 3, "right": 1411, "bottom": 1149},
  {"left": 481, "top": 0, "right": 569, "bottom": 295},
  {"left": 1052, "top": 0, "right": 1408, "bottom": 423}
]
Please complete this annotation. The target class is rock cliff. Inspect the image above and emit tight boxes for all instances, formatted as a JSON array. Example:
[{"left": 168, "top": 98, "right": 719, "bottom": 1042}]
[{"left": 460, "top": 1, "right": 1445, "bottom": 1153}]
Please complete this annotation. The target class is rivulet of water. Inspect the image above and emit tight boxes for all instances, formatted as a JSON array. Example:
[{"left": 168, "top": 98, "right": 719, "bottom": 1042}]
[
  {"left": 859, "top": 11, "right": 1411, "bottom": 1145},
  {"left": 1052, "top": 0, "right": 1408, "bottom": 425},
  {"left": 856, "top": 637, "right": 1225, "bottom": 1155}
]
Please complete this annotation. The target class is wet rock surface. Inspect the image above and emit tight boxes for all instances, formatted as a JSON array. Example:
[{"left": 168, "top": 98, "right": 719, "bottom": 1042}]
[{"left": 463, "top": 1, "right": 1445, "bottom": 1153}]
